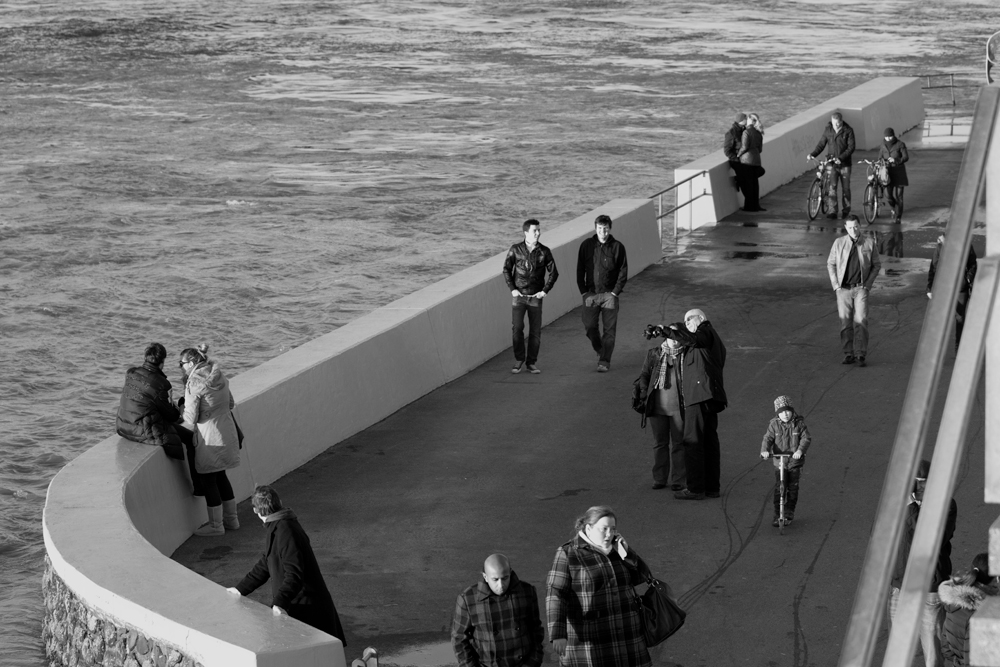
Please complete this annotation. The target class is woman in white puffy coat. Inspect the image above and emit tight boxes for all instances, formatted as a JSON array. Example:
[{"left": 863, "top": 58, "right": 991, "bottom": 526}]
[{"left": 180, "top": 344, "right": 241, "bottom": 536}]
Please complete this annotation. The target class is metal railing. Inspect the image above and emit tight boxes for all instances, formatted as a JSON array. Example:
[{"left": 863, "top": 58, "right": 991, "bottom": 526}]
[
  {"left": 650, "top": 170, "right": 708, "bottom": 241},
  {"left": 837, "top": 85, "right": 1000, "bottom": 667},
  {"left": 916, "top": 72, "right": 980, "bottom": 106}
]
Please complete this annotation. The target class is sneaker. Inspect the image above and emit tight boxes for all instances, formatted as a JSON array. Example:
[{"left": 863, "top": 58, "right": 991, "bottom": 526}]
[
  {"left": 826, "top": 212, "right": 839, "bottom": 220},
  {"left": 511, "top": 362, "right": 523, "bottom": 374},
  {"left": 857, "top": 356, "right": 867, "bottom": 367},
  {"left": 526, "top": 363, "right": 541, "bottom": 374},
  {"left": 706, "top": 491, "right": 720, "bottom": 498},
  {"left": 842, "top": 355, "right": 855, "bottom": 365},
  {"left": 842, "top": 208, "right": 851, "bottom": 219},
  {"left": 597, "top": 363, "right": 610, "bottom": 373},
  {"left": 772, "top": 517, "right": 780, "bottom": 527},
  {"left": 652, "top": 482, "right": 667, "bottom": 490},
  {"left": 674, "top": 488, "right": 705, "bottom": 500},
  {"left": 786, "top": 512, "right": 795, "bottom": 524}
]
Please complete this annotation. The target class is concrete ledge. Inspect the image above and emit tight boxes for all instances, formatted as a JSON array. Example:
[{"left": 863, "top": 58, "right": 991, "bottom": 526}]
[
  {"left": 43, "top": 198, "right": 657, "bottom": 665},
  {"left": 674, "top": 77, "right": 924, "bottom": 229},
  {"left": 970, "top": 595, "right": 1000, "bottom": 666}
]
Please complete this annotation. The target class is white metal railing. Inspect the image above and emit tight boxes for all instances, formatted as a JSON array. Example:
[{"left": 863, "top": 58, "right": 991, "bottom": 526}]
[{"left": 650, "top": 170, "right": 709, "bottom": 241}]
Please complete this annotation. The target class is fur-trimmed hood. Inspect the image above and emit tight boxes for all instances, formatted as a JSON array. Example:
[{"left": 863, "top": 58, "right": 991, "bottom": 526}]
[
  {"left": 185, "top": 360, "right": 227, "bottom": 394},
  {"left": 939, "top": 578, "right": 1000, "bottom": 611}
]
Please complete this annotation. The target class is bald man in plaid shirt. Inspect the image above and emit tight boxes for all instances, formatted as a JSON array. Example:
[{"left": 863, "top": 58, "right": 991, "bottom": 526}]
[{"left": 452, "top": 554, "right": 545, "bottom": 667}]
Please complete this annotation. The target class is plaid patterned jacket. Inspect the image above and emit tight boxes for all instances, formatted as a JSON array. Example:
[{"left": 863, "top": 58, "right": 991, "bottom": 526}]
[
  {"left": 451, "top": 571, "right": 545, "bottom": 667},
  {"left": 545, "top": 536, "right": 651, "bottom": 667}
]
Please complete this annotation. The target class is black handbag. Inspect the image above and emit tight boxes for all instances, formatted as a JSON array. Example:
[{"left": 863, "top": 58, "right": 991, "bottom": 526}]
[{"left": 635, "top": 559, "right": 686, "bottom": 647}]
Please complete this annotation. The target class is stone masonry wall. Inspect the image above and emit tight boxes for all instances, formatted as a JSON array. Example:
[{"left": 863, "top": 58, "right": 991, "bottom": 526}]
[{"left": 42, "top": 557, "right": 204, "bottom": 667}]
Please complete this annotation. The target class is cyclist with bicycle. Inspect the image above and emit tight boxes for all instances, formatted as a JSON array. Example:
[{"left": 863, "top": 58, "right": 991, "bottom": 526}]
[
  {"left": 878, "top": 127, "right": 909, "bottom": 223},
  {"left": 807, "top": 112, "right": 856, "bottom": 219},
  {"left": 760, "top": 396, "right": 812, "bottom": 527}
]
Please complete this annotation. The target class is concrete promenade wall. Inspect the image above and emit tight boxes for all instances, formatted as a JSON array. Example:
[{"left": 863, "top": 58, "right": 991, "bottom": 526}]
[
  {"left": 42, "top": 198, "right": 658, "bottom": 666},
  {"left": 673, "top": 77, "right": 925, "bottom": 231}
]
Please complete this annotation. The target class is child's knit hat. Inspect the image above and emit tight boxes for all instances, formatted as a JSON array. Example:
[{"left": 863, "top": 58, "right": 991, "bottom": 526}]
[{"left": 774, "top": 395, "right": 794, "bottom": 414}]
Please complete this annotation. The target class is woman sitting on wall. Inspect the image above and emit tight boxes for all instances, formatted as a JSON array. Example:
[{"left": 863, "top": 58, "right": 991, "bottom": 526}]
[
  {"left": 180, "top": 344, "right": 241, "bottom": 537},
  {"left": 116, "top": 342, "right": 188, "bottom": 461}
]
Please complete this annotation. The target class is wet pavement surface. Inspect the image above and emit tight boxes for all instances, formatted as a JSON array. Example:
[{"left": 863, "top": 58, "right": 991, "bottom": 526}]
[{"left": 173, "top": 133, "right": 993, "bottom": 667}]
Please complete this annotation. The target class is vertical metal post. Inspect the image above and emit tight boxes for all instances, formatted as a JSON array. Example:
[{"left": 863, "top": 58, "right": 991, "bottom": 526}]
[{"left": 951, "top": 73, "right": 956, "bottom": 106}]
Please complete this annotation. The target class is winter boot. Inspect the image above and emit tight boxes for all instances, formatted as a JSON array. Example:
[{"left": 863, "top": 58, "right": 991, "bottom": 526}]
[
  {"left": 222, "top": 499, "right": 240, "bottom": 531},
  {"left": 195, "top": 505, "right": 225, "bottom": 537}
]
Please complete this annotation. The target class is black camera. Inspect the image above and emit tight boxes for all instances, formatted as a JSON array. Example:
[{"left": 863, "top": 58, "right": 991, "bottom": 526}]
[{"left": 642, "top": 324, "right": 665, "bottom": 340}]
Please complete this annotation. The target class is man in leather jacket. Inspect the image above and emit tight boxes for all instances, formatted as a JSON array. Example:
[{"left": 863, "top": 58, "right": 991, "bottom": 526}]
[{"left": 502, "top": 219, "right": 559, "bottom": 374}]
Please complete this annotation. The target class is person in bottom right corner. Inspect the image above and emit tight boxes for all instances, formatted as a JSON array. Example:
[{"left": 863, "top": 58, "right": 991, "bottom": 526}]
[
  {"left": 760, "top": 396, "right": 812, "bottom": 527},
  {"left": 939, "top": 552, "right": 999, "bottom": 667}
]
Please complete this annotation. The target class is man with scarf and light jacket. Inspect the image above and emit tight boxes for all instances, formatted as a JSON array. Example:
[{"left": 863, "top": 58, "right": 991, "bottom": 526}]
[
  {"left": 502, "top": 218, "right": 559, "bottom": 374},
  {"left": 576, "top": 214, "right": 627, "bottom": 372},
  {"left": 827, "top": 215, "right": 881, "bottom": 366},
  {"left": 637, "top": 336, "right": 687, "bottom": 491}
]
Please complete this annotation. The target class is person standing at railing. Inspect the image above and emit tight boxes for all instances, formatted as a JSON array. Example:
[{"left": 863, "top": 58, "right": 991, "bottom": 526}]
[
  {"left": 738, "top": 113, "right": 766, "bottom": 212},
  {"left": 724, "top": 113, "right": 748, "bottom": 195},
  {"left": 888, "top": 459, "right": 957, "bottom": 667},
  {"left": 879, "top": 128, "right": 909, "bottom": 223},
  {"left": 576, "top": 214, "right": 627, "bottom": 373},
  {"left": 827, "top": 215, "right": 881, "bottom": 367},
  {"left": 927, "top": 235, "right": 978, "bottom": 351},
  {"left": 807, "top": 111, "right": 856, "bottom": 219},
  {"left": 452, "top": 553, "right": 545, "bottom": 667},
  {"left": 503, "top": 218, "right": 559, "bottom": 375}
]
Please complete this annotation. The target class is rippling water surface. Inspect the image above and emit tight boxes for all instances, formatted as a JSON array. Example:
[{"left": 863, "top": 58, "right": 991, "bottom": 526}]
[{"left": 1, "top": 1, "right": 996, "bottom": 664}]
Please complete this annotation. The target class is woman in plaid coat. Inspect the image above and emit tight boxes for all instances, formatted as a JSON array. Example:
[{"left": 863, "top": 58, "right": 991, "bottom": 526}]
[{"left": 546, "top": 506, "right": 651, "bottom": 667}]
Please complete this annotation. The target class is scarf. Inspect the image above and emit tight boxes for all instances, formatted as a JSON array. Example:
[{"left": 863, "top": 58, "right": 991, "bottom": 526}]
[
  {"left": 653, "top": 342, "right": 680, "bottom": 390},
  {"left": 263, "top": 508, "right": 296, "bottom": 524},
  {"left": 578, "top": 529, "right": 613, "bottom": 555}
]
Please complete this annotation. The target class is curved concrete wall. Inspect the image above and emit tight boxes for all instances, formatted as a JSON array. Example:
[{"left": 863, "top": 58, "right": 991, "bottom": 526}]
[
  {"left": 43, "top": 198, "right": 658, "bottom": 666},
  {"left": 673, "top": 77, "right": 925, "bottom": 230}
]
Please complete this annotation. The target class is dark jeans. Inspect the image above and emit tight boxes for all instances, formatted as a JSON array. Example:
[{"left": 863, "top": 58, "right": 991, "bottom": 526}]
[
  {"left": 741, "top": 164, "right": 762, "bottom": 210},
  {"left": 512, "top": 296, "right": 542, "bottom": 364},
  {"left": 648, "top": 414, "right": 686, "bottom": 487},
  {"left": 825, "top": 163, "right": 852, "bottom": 213},
  {"left": 581, "top": 292, "right": 618, "bottom": 364},
  {"left": 773, "top": 466, "right": 801, "bottom": 515},
  {"left": 176, "top": 425, "right": 205, "bottom": 497},
  {"left": 202, "top": 470, "right": 235, "bottom": 507},
  {"left": 836, "top": 285, "right": 869, "bottom": 357},
  {"left": 682, "top": 401, "right": 720, "bottom": 495},
  {"left": 886, "top": 185, "right": 905, "bottom": 220}
]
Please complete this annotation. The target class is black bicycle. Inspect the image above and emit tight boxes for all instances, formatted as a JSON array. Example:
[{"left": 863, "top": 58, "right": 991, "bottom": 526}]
[
  {"left": 806, "top": 156, "right": 839, "bottom": 220},
  {"left": 859, "top": 158, "right": 891, "bottom": 224}
]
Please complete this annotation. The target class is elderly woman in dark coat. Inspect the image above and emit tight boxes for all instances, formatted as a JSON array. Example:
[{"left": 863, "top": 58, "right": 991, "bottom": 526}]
[
  {"left": 546, "top": 506, "right": 651, "bottom": 667},
  {"left": 228, "top": 485, "right": 346, "bottom": 645},
  {"left": 116, "top": 342, "right": 186, "bottom": 459},
  {"left": 879, "top": 127, "right": 909, "bottom": 222}
]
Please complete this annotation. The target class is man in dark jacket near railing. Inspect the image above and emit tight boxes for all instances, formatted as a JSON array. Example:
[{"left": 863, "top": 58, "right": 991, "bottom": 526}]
[
  {"left": 888, "top": 459, "right": 957, "bottom": 667},
  {"left": 502, "top": 218, "right": 559, "bottom": 374},
  {"left": 808, "top": 111, "right": 856, "bottom": 219},
  {"left": 576, "top": 214, "right": 627, "bottom": 372},
  {"left": 724, "top": 112, "right": 748, "bottom": 193}
]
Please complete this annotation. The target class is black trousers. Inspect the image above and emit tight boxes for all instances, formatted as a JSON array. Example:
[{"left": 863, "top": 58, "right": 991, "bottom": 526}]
[
  {"left": 773, "top": 467, "right": 801, "bottom": 515},
  {"left": 682, "top": 402, "right": 720, "bottom": 495},
  {"left": 742, "top": 166, "right": 761, "bottom": 210},
  {"left": 512, "top": 297, "right": 542, "bottom": 364}
]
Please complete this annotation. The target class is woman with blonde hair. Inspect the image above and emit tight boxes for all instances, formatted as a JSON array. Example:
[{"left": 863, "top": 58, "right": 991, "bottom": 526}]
[
  {"left": 180, "top": 344, "right": 241, "bottom": 536},
  {"left": 939, "top": 552, "right": 999, "bottom": 667},
  {"left": 546, "top": 506, "right": 651, "bottom": 667},
  {"left": 738, "top": 112, "right": 766, "bottom": 212}
]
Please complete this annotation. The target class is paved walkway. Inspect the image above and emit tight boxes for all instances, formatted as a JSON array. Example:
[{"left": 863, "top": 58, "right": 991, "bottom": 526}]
[{"left": 174, "top": 135, "right": 993, "bottom": 667}]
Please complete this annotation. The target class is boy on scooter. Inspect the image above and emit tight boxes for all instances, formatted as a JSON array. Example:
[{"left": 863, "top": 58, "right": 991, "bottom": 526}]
[{"left": 760, "top": 396, "right": 813, "bottom": 527}]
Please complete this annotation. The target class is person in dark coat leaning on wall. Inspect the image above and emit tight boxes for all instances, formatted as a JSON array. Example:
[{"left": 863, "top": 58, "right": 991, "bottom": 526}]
[
  {"left": 724, "top": 113, "right": 748, "bottom": 194},
  {"left": 658, "top": 309, "right": 727, "bottom": 501},
  {"left": 451, "top": 553, "right": 545, "bottom": 667},
  {"left": 227, "top": 485, "right": 346, "bottom": 644}
]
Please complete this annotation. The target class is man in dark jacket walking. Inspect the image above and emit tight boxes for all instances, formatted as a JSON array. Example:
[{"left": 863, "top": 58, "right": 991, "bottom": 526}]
[
  {"left": 228, "top": 485, "right": 346, "bottom": 645},
  {"left": 452, "top": 553, "right": 544, "bottom": 667},
  {"left": 661, "top": 309, "right": 727, "bottom": 500},
  {"left": 888, "top": 460, "right": 957, "bottom": 667},
  {"left": 576, "top": 214, "right": 627, "bottom": 372},
  {"left": 808, "top": 111, "right": 856, "bottom": 219},
  {"left": 502, "top": 219, "right": 559, "bottom": 374},
  {"left": 724, "top": 113, "right": 748, "bottom": 194}
]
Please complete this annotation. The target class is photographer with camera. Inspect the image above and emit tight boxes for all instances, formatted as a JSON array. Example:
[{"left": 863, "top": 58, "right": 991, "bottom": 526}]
[
  {"left": 635, "top": 326, "right": 687, "bottom": 490},
  {"left": 654, "top": 310, "right": 727, "bottom": 501}
]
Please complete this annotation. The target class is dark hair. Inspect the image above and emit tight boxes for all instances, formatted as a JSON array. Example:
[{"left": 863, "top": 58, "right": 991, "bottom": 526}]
[
  {"left": 522, "top": 218, "right": 540, "bottom": 232},
  {"left": 251, "top": 485, "right": 282, "bottom": 516},
  {"left": 573, "top": 505, "right": 616, "bottom": 533},
  {"left": 179, "top": 344, "right": 210, "bottom": 366},
  {"left": 144, "top": 343, "right": 167, "bottom": 366},
  {"left": 845, "top": 214, "right": 860, "bottom": 225},
  {"left": 595, "top": 214, "right": 613, "bottom": 228},
  {"left": 831, "top": 112, "right": 843, "bottom": 122}
]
